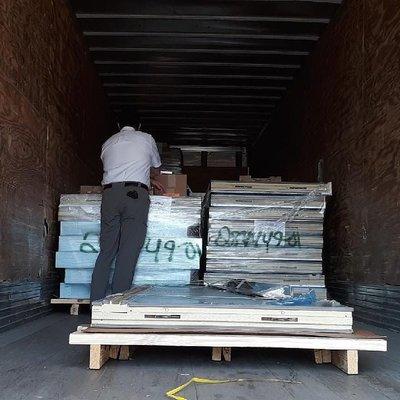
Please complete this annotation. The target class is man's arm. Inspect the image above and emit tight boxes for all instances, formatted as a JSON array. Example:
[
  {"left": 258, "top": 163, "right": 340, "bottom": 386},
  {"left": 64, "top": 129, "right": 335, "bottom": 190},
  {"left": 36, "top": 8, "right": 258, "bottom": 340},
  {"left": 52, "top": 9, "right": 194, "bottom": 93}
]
[
  {"left": 149, "top": 136, "right": 166, "bottom": 193},
  {"left": 151, "top": 166, "right": 161, "bottom": 179},
  {"left": 150, "top": 167, "right": 166, "bottom": 193}
]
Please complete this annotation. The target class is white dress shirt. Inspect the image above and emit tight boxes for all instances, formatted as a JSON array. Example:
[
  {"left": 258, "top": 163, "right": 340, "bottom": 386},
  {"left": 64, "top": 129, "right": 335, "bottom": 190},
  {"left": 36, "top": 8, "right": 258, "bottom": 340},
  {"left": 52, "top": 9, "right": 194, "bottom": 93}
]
[{"left": 101, "top": 126, "right": 161, "bottom": 186}]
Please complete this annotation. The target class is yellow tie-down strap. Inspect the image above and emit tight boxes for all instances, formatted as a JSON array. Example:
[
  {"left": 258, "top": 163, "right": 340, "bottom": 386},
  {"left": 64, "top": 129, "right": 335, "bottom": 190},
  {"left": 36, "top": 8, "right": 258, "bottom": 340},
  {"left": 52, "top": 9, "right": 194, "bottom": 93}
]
[{"left": 166, "top": 377, "right": 300, "bottom": 400}]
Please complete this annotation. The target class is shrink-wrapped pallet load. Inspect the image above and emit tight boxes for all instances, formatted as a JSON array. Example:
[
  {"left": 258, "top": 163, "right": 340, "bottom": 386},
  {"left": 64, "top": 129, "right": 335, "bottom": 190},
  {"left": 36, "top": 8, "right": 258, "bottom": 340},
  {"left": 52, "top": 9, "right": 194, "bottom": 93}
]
[
  {"left": 205, "top": 181, "right": 332, "bottom": 300},
  {"left": 56, "top": 194, "right": 202, "bottom": 299}
]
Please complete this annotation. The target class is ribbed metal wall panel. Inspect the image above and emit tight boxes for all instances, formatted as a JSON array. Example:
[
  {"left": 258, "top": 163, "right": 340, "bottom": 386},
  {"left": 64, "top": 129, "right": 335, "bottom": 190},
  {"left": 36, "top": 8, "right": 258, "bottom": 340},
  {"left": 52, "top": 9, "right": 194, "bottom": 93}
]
[
  {"left": 0, "top": 277, "right": 58, "bottom": 332},
  {"left": 328, "top": 280, "right": 400, "bottom": 332}
]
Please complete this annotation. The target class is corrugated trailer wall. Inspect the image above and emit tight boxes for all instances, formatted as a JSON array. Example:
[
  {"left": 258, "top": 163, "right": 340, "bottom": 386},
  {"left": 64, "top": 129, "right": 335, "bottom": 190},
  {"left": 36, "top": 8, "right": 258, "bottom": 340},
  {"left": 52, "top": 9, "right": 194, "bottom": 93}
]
[
  {"left": 0, "top": 0, "right": 113, "bottom": 330},
  {"left": 251, "top": 0, "right": 400, "bottom": 331}
]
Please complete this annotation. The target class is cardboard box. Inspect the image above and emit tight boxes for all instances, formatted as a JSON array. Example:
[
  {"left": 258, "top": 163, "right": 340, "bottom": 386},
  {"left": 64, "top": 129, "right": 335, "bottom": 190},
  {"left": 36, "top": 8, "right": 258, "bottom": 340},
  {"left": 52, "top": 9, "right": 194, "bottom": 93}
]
[
  {"left": 80, "top": 185, "right": 103, "bottom": 194},
  {"left": 154, "top": 174, "right": 187, "bottom": 196}
]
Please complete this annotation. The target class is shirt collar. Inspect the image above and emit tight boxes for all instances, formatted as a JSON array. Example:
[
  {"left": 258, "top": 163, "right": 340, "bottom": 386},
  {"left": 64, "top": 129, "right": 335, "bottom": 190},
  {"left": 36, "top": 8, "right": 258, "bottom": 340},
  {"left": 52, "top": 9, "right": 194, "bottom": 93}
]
[{"left": 121, "top": 126, "right": 136, "bottom": 132}]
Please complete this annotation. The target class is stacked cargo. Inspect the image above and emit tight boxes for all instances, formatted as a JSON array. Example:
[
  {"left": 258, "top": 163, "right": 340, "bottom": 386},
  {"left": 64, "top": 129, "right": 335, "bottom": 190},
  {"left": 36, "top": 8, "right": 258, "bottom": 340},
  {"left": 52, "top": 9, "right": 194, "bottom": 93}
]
[
  {"left": 160, "top": 147, "right": 182, "bottom": 174},
  {"left": 205, "top": 181, "right": 332, "bottom": 300},
  {"left": 91, "top": 286, "right": 354, "bottom": 334},
  {"left": 56, "top": 194, "right": 202, "bottom": 299},
  {"left": 207, "top": 151, "right": 237, "bottom": 167}
]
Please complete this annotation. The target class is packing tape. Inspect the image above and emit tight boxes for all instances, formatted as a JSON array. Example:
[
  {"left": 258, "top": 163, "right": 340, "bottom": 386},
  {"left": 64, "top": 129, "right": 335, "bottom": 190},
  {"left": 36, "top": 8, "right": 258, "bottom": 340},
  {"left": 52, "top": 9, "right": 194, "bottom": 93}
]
[
  {"left": 166, "top": 376, "right": 301, "bottom": 400},
  {"left": 166, "top": 377, "right": 234, "bottom": 400}
]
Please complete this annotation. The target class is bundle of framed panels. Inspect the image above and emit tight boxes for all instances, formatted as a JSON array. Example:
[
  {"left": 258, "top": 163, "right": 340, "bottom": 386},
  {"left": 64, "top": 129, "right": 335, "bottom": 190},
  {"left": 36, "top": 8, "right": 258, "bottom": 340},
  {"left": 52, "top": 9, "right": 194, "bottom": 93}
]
[
  {"left": 205, "top": 181, "right": 332, "bottom": 299},
  {"left": 56, "top": 194, "right": 202, "bottom": 299},
  {"left": 91, "top": 286, "right": 353, "bottom": 334},
  {"left": 160, "top": 147, "right": 182, "bottom": 173}
]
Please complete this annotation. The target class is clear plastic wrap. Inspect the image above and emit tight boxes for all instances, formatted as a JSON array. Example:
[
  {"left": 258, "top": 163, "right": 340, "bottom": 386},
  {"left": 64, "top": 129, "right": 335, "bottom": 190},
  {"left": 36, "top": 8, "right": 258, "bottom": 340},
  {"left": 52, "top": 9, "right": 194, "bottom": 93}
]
[
  {"left": 211, "top": 194, "right": 326, "bottom": 209},
  {"left": 205, "top": 183, "right": 332, "bottom": 299},
  {"left": 208, "top": 226, "right": 323, "bottom": 249},
  {"left": 209, "top": 186, "right": 328, "bottom": 223},
  {"left": 60, "top": 221, "right": 101, "bottom": 236},
  {"left": 58, "top": 206, "right": 100, "bottom": 221},
  {"left": 209, "top": 207, "right": 324, "bottom": 221},
  {"left": 207, "top": 280, "right": 318, "bottom": 306},
  {"left": 208, "top": 220, "right": 323, "bottom": 236},
  {"left": 160, "top": 147, "right": 182, "bottom": 173},
  {"left": 57, "top": 236, "right": 202, "bottom": 267},
  {"left": 58, "top": 194, "right": 202, "bottom": 223},
  {"left": 57, "top": 194, "right": 204, "bottom": 296},
  {"left": 59, "top": 273, "right": 199, "bottom": 299},
  {"left": 59, "top": 194, "right": 102, "bottom": 205},
  {"left": 210, "top": 180, "right": 332, "bottom": 195},
  {"left": 206, "top": 246, "right": 322, "bottom": 261},
  {"left": 208, "top": 191, "right": 328, "bottom": 239},
  {"left": 206, "top": 259, "right": 323, "bottom": 274},
  {"left": 60, "top": 220, "right": 200, "bottom": 238},
  {"left": 203, "top": 273, "right": 325, "bottom": 286},
  {"left": 64, "top": 268, "right": 198, "bottom": 285}
]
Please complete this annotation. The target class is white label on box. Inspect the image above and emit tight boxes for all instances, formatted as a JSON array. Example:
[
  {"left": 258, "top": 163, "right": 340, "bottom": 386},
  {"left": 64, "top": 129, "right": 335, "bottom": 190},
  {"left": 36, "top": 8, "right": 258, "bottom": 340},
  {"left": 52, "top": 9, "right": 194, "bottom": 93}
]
[{"left": 253, "top": 220, "right": 286, "bottom": 237}]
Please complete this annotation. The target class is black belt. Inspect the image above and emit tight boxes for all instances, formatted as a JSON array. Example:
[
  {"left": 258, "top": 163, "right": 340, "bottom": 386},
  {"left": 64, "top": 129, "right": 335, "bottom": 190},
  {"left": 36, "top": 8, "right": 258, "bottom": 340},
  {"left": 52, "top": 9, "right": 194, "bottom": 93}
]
[{"left": 103, "top": 181, "right": 149, "bottom": 191}]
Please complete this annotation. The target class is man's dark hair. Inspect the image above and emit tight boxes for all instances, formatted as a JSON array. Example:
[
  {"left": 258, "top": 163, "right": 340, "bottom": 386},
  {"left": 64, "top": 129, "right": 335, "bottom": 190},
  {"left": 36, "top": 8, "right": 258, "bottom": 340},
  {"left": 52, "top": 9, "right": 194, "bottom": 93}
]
[{"left": 117, "top": 110, "right": 141, "bottom": 130}]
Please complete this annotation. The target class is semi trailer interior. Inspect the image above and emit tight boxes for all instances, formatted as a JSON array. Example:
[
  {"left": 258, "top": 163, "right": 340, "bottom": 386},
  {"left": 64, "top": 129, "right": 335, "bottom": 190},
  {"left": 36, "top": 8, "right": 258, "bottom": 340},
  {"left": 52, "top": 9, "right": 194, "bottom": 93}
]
[{"left": 0, "top": 1, "right": 399, "bottom": 399}]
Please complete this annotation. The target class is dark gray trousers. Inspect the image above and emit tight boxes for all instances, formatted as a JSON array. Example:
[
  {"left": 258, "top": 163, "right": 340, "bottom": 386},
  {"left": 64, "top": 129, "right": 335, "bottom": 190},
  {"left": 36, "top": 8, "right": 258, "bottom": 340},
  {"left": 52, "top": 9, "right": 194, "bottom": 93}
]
[{"left": 90, "top": 183, "right": 150, "bottom": 301}]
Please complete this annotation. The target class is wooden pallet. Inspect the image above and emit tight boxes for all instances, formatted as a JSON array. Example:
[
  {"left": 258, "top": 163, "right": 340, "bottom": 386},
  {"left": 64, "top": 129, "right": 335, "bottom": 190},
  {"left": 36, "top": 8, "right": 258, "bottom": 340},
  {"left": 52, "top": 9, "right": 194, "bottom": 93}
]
[
  {"left": 69, "top": 326, "right": 387, "bottom": 374},
  {"left": 51, "top": 298, "right": 90, "bottom": 315}
]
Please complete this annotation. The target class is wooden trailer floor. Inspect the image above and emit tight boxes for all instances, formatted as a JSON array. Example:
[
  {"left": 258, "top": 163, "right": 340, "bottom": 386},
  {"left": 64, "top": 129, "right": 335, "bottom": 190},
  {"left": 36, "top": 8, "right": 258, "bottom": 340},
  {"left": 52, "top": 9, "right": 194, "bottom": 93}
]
[{"left": 0, "top": 312, "right": 399, "bottom": 400}]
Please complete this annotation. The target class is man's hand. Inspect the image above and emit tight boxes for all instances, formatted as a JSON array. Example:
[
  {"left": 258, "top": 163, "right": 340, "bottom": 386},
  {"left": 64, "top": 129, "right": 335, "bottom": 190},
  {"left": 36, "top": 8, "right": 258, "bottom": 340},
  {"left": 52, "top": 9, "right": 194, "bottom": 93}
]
[{"left": 151, "top": 178, "right": 166, "bottom": 194}]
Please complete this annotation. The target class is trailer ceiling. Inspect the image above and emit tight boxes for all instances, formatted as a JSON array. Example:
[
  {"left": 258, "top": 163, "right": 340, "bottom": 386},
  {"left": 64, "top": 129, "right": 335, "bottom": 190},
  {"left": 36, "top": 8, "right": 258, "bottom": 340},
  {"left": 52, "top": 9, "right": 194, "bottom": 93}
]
[{"left": 69, "top": 0, "right": 342, "bottom": 146}]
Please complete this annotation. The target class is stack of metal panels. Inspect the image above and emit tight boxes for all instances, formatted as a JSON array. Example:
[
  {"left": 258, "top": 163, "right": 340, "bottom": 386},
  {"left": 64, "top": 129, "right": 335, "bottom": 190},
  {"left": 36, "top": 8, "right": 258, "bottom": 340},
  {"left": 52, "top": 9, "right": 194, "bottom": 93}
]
[
  {"left": 182, "top": 150, "right": 202, "bottom": 167},
  {"left": 160, "top": 147, "right": 182, "bottom": 173},
  {"left": 207, "top": 151, "right": 237, "bottom": 167},
  {"left": 205, "top": 181, "right": 332, "bottom": 299},
  {"left": 56, "top": 194, "right": 202, "bottom": 299},
  {"left": 91, "top": 286, "right": 353, "bottom": 334}
]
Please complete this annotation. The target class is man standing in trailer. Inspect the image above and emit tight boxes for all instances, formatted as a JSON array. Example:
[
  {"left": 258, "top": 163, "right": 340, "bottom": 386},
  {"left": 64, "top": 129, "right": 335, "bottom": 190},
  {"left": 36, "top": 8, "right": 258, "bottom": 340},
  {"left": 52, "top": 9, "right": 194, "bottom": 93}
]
[{"left": 90, "top": 121, "right": 165, "bottom": 301}]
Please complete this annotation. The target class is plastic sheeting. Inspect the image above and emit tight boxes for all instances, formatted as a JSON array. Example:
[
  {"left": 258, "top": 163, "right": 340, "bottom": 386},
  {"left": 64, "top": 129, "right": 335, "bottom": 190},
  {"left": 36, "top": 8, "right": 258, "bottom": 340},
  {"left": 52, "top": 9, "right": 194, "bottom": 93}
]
[
  {"left": 56, "top": 193, "right": 203, "bottom": 299},
  {"left": 64, "top": 268, "right": 198, "bottom": 285},
  {"left": 210, "top": 181, "right": 332, "bottom": 195},
  {"left": 58, "top": 194, "right": 202, "bottom": 223},
  {"left": 59, "top": 236, "right": 201, "bottom": 259},
  {"left": 206, "top": 246, "right": 322, "bottom": 260},
  {"left": 208, "top": 280, "right": 319, "bottom": 305},
  {"left": 205, "top": 181, "right": 332, "bottom": 295},
  {"left": 204, "top": 275, "right": 327, "bottom": 300},
  {"left": 60, "top": 220, "right": 200, "bottom": 238},
  {"left": 56, "top": 237, "right": 202, "bottom": 269}
]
